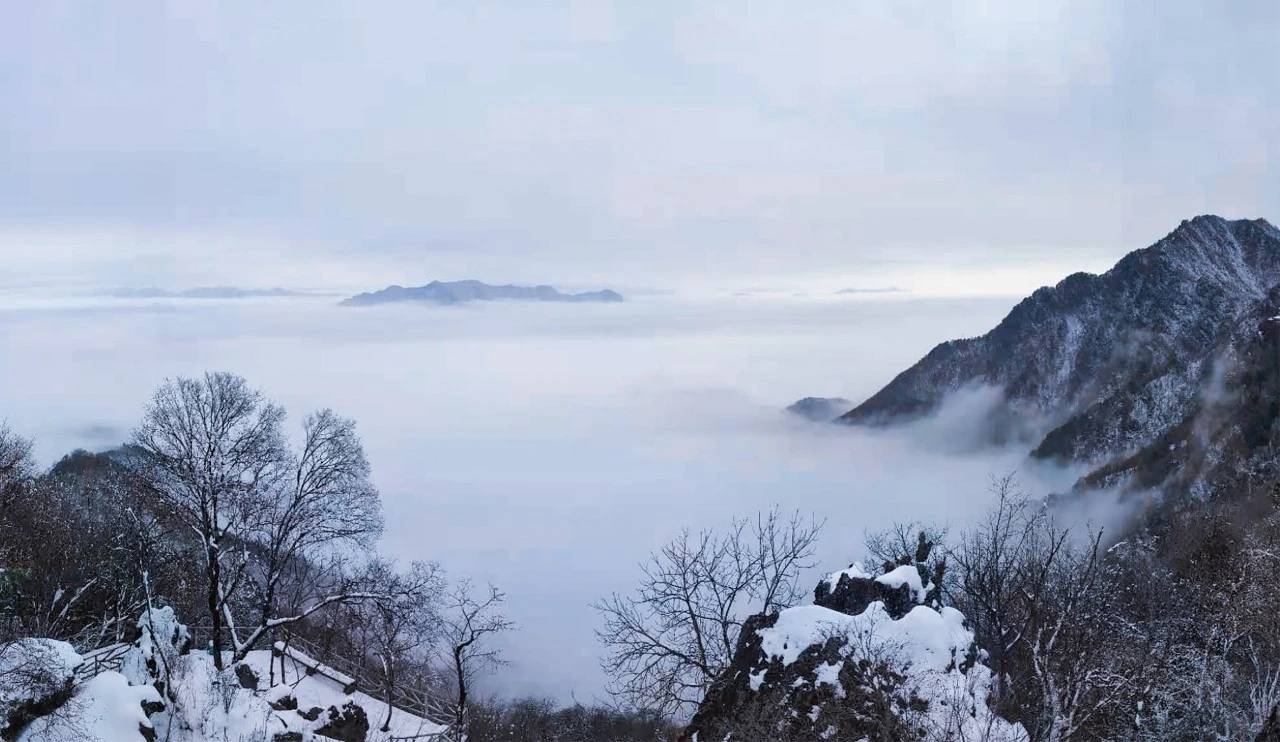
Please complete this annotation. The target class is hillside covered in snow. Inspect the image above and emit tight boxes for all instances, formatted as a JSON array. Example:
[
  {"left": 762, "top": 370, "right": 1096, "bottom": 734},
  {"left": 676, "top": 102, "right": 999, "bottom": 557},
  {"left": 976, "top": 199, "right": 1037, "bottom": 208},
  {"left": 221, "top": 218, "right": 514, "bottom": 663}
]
[{"left": 818, "top": 215, "right": 1280, "bottom": 499}]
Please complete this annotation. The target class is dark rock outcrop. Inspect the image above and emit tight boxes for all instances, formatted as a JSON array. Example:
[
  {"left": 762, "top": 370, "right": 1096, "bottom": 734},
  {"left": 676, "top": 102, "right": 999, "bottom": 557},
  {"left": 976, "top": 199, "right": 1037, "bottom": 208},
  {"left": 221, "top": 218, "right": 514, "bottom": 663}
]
[
  {"left": 234, "top": 662, "right": 260, "bottom": 690},
  {"left": 814, "top": 568, "right": 914, "bottom": 619},
  {"left": 270, "top": 694, "right": 298, "bottom": 711},
  {"left": 315, "top": 701, "right": 370, "bottom": 742}
]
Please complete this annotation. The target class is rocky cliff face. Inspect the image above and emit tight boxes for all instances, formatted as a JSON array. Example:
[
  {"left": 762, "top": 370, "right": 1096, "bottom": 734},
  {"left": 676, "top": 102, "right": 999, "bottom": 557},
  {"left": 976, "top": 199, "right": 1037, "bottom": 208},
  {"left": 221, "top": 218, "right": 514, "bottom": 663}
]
[
  {"left": 1079, "top": 283, "right": 1280, "bottom": 499},
  {"left": 818, "top": 215, "right": 1280, "bottom": 498},
  {"left": 683, "top": 544, "right": 1024, "bottom": 742}
]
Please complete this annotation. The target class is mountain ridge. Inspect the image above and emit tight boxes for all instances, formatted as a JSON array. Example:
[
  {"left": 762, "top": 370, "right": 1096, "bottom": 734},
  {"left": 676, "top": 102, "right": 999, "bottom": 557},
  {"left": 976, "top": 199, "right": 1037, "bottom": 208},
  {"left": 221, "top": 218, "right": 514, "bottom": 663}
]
[
  {"left": 811, "top": 215, "right": 1280, "bottom": 498},
  {"left": 340, "top": 279, "right": 623, "bottom": 306}
]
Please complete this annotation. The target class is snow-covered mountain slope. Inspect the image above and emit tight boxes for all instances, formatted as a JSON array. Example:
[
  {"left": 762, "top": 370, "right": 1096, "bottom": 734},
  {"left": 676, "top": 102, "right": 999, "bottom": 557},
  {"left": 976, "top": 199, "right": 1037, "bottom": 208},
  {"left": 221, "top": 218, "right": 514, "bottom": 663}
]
[
  {"left": 812, "top": 215, "right": 1280, "bottom": 497},
  {"left": 1079, "top": 282, "right": 1280, "bottom": 499},
  {"left": 683, "top": 552, "right": 1025, "bottom": 742}
]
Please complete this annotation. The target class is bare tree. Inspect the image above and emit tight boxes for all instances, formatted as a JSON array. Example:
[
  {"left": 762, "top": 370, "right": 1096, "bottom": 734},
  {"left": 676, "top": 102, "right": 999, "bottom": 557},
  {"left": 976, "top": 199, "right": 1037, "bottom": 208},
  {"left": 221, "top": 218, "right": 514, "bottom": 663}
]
[
  {"left": 348, "top": 560, "right": 444, "bottom": 733},
  {"left": 949, "top": 475, "right": 1042, "bottom": 711},
  {"left": 0, "top": 424, "right": 33, "bottom": 508},
  {"left": 131, "top": 372, "right": 386, "bottom": 668},
  {"left": 440, "top": 580, "right": 514, "bottom": 736},
  {"left": 951, "top": 475, "right": 1154, "bottom": 741},
  {"left": 594, "top": 507, "right": 822, "bottom": 716},
  {"left": 132, "top": 372, "right": 289, "bottom": 669},
  {"left": 236, "top": 409, "right": 383, "bottom": 658}
]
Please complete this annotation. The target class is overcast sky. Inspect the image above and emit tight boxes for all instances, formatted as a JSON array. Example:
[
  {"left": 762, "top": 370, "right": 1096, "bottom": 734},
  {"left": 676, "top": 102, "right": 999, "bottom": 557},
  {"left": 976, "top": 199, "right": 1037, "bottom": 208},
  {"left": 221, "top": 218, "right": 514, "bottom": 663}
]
[{"left": 3, "top": 1, "right": 1278, "bottom": 294}]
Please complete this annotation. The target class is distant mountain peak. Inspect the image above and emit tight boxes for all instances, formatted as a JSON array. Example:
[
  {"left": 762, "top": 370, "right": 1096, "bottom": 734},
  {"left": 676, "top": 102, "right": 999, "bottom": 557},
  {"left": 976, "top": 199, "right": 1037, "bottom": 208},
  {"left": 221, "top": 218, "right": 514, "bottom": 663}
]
[{"left": 340, "top": 280, "right": 623, "bottom": 306}]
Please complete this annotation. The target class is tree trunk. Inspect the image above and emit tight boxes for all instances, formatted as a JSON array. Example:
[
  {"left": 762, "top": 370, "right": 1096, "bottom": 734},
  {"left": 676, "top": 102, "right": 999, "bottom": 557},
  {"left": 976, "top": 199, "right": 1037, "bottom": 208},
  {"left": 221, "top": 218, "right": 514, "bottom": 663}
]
[
  {"left": 208, "top": 543, "right": 224, "bottom": 670},
  {"left": 382, "top": 666, "right": 395, "bottom": 733},
  {"left": 454, "top": 649, "right": 467, "bottom": 735}
]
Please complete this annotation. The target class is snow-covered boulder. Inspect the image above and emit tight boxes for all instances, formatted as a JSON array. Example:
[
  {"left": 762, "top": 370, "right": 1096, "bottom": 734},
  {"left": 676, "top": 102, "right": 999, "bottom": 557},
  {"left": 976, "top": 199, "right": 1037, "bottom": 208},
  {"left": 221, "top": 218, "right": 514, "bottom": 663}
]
[
  {"left": 684, "top": 554, "right": 1026, "bottom": 742},
  {"left": 121, "top": 606, "right": 191, "bottom": 690},
  {"left": 0, "top": 638, "right": 81, "bottom": 737},
  {"left": 16, "top": 671, "right": 161, "bottom": 742}
]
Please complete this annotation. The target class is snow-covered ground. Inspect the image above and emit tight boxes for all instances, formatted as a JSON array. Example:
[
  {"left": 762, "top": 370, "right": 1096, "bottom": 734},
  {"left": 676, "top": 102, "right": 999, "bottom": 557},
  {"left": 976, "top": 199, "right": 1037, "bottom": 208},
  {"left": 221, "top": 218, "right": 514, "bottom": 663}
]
[
  {"left": 9, "top": 616, "right": 446, "bottom": 742},
  {"left": 23, "top": 655, "right": 444, "bottom": 742}
]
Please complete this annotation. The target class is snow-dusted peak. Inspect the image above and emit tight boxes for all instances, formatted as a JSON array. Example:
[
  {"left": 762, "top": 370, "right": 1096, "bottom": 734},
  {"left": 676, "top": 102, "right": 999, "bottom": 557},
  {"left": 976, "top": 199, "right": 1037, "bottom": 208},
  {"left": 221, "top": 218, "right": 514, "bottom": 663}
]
[{"left": 810, "top": 214, "right": 1280, "bottom": 497}]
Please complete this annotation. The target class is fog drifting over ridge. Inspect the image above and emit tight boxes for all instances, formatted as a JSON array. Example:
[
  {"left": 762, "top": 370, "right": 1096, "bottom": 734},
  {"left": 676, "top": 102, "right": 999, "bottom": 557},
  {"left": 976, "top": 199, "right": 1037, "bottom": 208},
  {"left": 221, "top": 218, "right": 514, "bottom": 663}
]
[{"left": 0, "top": 292, "right": 1086, "bottom": 700}]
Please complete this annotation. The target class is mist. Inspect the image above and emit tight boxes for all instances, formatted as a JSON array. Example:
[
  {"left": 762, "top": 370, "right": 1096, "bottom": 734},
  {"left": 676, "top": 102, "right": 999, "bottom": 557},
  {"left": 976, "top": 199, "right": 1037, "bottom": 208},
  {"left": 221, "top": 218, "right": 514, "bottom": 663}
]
[{"left": 0, "top": 291, "right": 1084, "bottom": 701}]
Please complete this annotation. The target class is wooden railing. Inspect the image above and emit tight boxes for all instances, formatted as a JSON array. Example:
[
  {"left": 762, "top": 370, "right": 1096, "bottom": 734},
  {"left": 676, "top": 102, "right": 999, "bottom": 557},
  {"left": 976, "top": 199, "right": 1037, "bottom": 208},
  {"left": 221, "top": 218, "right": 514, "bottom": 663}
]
[
  {"left": 186, "top": 626, "right": 454, "bottom": 738},
  {"left": 73, "top": 641, "right": 131, "bottom": 682}
]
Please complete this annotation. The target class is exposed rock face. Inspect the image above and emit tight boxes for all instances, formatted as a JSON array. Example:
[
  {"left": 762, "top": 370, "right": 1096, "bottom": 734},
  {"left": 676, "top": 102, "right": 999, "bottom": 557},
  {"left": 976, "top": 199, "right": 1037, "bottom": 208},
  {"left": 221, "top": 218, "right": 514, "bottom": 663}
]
[
  {"left": 270, "top": 694, "right": 298, "bottom": 711},
  {"left": 809, "top": 216, "right": 1280, "bottom": 498},
  {"left": 683, "top": 553, "right": 1024, "bottom": 742},
  {"left": 816, "top": 537, "right": 945, "bottom": 619}
]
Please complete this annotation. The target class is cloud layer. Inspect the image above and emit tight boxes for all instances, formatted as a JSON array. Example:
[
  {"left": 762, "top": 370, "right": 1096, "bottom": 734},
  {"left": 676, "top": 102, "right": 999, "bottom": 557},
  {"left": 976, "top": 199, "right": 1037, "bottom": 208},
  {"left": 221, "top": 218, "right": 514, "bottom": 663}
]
[{"left": 0, "top": 293, "right": 1085, "bottom": 700}]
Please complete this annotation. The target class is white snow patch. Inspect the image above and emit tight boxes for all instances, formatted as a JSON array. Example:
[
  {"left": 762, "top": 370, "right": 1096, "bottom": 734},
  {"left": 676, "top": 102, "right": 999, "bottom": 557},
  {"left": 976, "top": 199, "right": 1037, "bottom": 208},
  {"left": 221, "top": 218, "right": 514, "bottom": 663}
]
[
  {"left": 813, "top": 661, "right": 843, "bottom": 690},
  {"left": 17, "top": 671, "right": 159, "bottom": 742},
  {"left": 821, "top": 563, "right": 871, "bottom": 592},
  {"left": 874, "top": 564, "right": 928, "bottom": 603}
]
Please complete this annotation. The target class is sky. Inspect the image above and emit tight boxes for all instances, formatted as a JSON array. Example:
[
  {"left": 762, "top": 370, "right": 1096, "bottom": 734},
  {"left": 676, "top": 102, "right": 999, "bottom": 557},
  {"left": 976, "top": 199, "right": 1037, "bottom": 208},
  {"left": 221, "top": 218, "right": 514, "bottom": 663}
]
[{"left": 2, "top": 1, "right": 1278, "bottom": 296}]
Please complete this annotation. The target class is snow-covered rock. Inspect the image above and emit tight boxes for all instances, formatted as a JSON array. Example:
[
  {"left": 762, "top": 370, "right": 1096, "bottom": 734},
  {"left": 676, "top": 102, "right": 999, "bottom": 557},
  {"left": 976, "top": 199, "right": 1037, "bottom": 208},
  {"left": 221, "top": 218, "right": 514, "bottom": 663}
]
[
  {"left": 0, "top": 638, "right": 82, "bottom": 736},
  {"left": 684, "top": 552, "right": 1025, "bottom": 742},
  {"left": 121, "top": 606, "right": 191, "bottom": 688},
  {"left": 17, "top": 671, "right": 160, "bottom": 742}
]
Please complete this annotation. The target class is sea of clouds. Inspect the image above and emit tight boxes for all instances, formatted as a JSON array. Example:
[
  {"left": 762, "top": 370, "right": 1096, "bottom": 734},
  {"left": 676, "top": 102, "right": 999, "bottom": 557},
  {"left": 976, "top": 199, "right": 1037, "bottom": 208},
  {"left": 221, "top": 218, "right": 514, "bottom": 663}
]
[{"left": 0, "top": 291, "right": 1085, "bottom": 700}]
